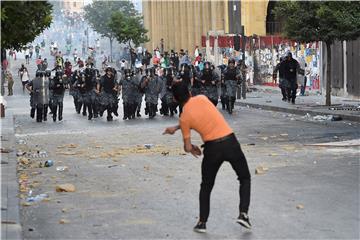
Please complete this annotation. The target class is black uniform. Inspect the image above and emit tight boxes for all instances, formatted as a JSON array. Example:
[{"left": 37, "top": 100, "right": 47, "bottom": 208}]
[
  {"left": 283, "top": 56, "right": 300, "bottom": 103},
  {"left": 98, "top": 69, "right": 119, "bottom": 121},
  {"left": 84, "top": 67, "right": 100, "bottom": 120},
  {"left": 222, "top": 66, "right": 240, "bottom": 114},
  {"left": 49, "top": 70, "right": 66, "bottom": 121}
]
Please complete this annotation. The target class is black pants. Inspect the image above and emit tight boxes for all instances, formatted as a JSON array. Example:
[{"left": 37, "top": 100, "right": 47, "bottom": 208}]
[
  {"left": 200, "top": 133, "right": 251, "bottom": 222},
  {"left": 286, "top": 80, "right": 298, "bottom": 102}
]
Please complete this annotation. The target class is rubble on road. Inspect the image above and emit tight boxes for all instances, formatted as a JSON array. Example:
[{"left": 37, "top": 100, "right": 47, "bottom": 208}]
[
  {"left": 255, "top": 165, "right": 269, "bottom": 175},
  {"left": 56, "top": 184, "right": 76, "bottom": 192}
]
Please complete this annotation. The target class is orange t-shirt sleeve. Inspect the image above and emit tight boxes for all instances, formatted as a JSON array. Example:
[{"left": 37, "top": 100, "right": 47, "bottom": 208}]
[{"left": 180, "top": 114, "right": 191, "bottom": 140}]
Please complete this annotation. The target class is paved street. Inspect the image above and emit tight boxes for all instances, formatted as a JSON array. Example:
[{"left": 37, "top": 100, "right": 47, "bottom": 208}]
[{"left": 2, "top": 58, "right": 359, "bottom": 239}]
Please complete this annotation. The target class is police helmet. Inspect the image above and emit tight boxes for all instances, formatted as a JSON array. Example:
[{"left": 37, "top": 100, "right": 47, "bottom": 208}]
[
  {"left": 204, "top": 61, "right": 211, "bottom": 69},
  {"left": 228, "top": 58, "right": 236, "bottom": 65}
]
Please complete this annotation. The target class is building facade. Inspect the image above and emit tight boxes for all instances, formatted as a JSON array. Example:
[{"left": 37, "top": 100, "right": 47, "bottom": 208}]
[{"left": 142, "top": 0, "right": 269, "bottom": 54}]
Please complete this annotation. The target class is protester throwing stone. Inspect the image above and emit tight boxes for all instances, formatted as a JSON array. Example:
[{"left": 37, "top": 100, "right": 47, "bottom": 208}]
[{"left": 163, "top": 82, "right": 252, "bottom": 233}]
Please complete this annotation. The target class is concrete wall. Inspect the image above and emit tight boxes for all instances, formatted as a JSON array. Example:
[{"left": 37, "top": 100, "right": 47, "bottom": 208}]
[{"left": 321, "top": 38, "right": 360, "bottom": 98}]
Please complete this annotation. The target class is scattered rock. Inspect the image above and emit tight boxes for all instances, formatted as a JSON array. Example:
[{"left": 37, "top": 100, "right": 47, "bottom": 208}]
[
  {"left": 246, "top": 143, "right": 256, "bottom": 146},
  {"left": 296, "top": 204, "right": 304, "bottom": 210},
  {"left": 161, "top": 151, "right": 169, "bottom": 156},
  {"left": 56, "top": 184, "right": 76, "bottom": 192},
  {"left": 61, "top": 208, "right": 67, "bottom": 213},
  {"left": 59, "top": 219, "right": 70, "bottom": 224},
  {"left": 18, "top": 157, "right": 30, "bottom": 165},
  {"left": 255, "top": 166, "right": 269, "bottom": 175},
  {"left": 280, "top": 133, "right": 288, "bottom": 137}
]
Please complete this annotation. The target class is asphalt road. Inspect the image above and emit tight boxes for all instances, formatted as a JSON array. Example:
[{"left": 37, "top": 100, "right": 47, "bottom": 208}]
[{"left": 4, "top": 57, "right": 359, "bottom": 239}]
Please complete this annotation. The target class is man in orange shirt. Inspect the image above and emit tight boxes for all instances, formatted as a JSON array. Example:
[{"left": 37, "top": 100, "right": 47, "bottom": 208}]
[{"left": 163, "top": 82, "right": 252, "bottom": 233}]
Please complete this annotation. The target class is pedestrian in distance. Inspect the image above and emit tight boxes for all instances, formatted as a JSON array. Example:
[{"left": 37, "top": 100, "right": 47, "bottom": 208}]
[
  {"left": 24, "top": 47, "right": 30, "bottom": 64},
  {"left": 5, "top": 70, "right": 14, "bottom": 96},
  {"left": 18, "top": 64, "right": 30, "bottom": 92},
  {"left": 163, "top": 82, "right": 252, "bottom": 233}
]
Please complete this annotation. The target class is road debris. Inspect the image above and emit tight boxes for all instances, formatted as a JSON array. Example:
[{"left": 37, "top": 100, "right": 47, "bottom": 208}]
[
  {"left": 16, "top": 150, "right": 26, "bottom": 156},
  {"left": 56, "top": 184, "right": 76, "bottom": 192},
  {"left": 296, "top": 204, "right": 304, "bottom": 210},
  {"left": 59, "top": 219, "right": 70, "bottom": 224},
  {"left": 255, "top": 165, "right": 269, "bottom": 175},
  {"left": 18, "top": 157, "right": 30, "bottom": 165},
  {"left": 56, "top": 166, "right": 69, "bottom": 171},
  {"left": 144, "top": 144, "right": 154, "bottom": 149},
  {"left": 26, "top": 193, "right": 50, "bottom": 203}
]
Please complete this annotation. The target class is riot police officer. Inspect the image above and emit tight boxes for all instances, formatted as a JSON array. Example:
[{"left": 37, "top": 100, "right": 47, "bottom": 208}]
[
  {"left": 26, "top": 70, "right": 50, "bottom": 122},
  {"left": 200, "top": 62, "right": 219, "bottom": 106},
  {"left": 120, "top": 69, "right": 137, "bottom": 120},
  {"left": 140, "top": 67, "right": 161, "bottom": 119},
  {"left": 97, "top": 67, "right": 119, "bottom": 121},
  {"left": 222, "top": 59, "right": 241, "bottom": 114},
  {"left": 50, "top": 70, "right": 67, "bottom": 121}
]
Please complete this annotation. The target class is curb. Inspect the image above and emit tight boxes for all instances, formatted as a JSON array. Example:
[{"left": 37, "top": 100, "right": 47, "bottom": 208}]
[
  {"left": 1, "top": 113, "right": 23, "bottom": 240},
  {"left": 235, "top": 101, "right": 360, "bottom": 123}
]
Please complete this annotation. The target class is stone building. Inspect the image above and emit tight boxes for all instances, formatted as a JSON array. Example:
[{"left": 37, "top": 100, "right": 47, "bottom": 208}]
[{"left": 142, "top": 0, "right": 274, "bottom": 53}]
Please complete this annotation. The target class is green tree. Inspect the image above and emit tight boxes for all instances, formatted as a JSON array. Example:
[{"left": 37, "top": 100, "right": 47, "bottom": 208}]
[
  {"left": 1, "top": 1, "right": 52, "bottom": 50},
  {"left": 84, "top": 0, "right": 138, "bottom": 62},
  {"left": 274, "top": 1, "right": 360, "bottom": 105},
  {"left": 108, "top": 11, "right": 149, "bottom": 49}
]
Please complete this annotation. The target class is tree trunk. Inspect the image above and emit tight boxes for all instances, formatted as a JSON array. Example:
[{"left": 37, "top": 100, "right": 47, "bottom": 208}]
[
  {"left": 109, "top": 38, "right": 113, "bottom": 63},
  {"left": 325, "top": 42, "right": 331, "bottom": 106}
]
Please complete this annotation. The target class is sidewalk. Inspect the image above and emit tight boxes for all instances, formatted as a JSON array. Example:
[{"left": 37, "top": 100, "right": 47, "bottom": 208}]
[
  {"left": 236, "top": 85, "right": 360, "bottom": 122},
  {"left": 1, "top": 110, "right": 22, "bottom": 239}
]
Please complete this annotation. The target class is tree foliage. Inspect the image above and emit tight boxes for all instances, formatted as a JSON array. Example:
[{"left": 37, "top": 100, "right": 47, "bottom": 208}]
[
  {"left": 1, "top": 1, "right": 53, "bottom": 50},
  {"left": 273, "top": 1, "right": 360, "bottom": 44},
  {"left": 109, "top": 11, "right": 149, "bottom": 47},
  {"left": 83, "top": 0, "right": 138, "bottom": 40}
]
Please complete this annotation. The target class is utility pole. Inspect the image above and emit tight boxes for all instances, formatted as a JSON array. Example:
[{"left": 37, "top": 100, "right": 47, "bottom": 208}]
[{"left": 86, "top": 27, "right": 89, "bottom": 51}]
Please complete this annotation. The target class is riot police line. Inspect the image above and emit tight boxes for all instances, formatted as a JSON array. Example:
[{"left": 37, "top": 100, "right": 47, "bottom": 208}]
[{"left": 25, "top": 59, "right": 247, "bottom": 122}]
